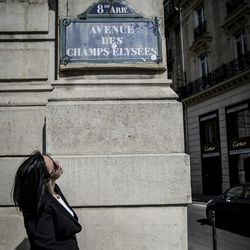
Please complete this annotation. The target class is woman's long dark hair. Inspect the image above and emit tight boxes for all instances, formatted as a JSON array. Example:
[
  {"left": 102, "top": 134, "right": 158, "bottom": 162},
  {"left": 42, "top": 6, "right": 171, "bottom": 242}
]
[{"left": 12, "top": 151, "right": 50, "bottom": 214}]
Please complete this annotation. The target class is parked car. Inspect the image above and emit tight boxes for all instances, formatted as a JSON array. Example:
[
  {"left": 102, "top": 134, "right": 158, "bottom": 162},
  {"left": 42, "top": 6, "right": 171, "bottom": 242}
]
[{"left": 206, "top": 183, "right": 250, "bottom": 227}]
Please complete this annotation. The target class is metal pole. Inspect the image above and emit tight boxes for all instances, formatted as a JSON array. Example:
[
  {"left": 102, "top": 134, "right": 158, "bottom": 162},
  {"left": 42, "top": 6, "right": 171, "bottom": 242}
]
[
  {"left": 179, "top": 7, "right": 186, "bottom": 85},
  {"left": 174, "top": 6, "right": 186, "bottom": 85},
  {"left": 212, "top": 211, "right": 217, "bottom": 250}
]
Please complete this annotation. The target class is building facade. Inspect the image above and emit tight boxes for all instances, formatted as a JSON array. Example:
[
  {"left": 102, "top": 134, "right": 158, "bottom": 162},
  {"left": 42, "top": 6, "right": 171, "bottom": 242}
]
[
  {"left": 0, "top": 1, "right": 191, "bottom": 249},
  {"left": 164, "top": 0, "right": 250, "bottom": 195}
]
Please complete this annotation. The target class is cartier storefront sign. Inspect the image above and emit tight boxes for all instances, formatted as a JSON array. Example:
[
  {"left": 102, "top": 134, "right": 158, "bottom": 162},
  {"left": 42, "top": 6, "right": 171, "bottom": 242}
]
[
  {"left": 201, "top": 142, "right": 220, "bottom": 158},
  {"left": 229, "top": 137, "right": 250, "bottom": 154}
]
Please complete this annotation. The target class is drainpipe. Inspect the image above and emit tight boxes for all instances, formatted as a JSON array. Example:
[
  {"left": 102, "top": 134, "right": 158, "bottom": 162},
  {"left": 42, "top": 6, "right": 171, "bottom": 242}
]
[
  {"left": 175, "top": 6, "right": 188, "bottom": 154},
  {"left": 175, "top": 6, "right": 186, "bottom": 85}
]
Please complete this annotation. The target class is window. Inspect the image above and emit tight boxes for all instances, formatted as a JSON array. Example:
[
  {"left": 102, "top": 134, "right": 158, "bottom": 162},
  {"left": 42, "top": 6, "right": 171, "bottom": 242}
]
[
  {"left": 195, "top": 4, "right": 205, "bottom": 26},
  {"left": 227, "top": 103, "right": 250, "bottom": 139},
  {"left": 226, "top": 186, "right": 244, "bottom": 198},
  {"left": 200, "top": 118, "right": 218, "bottom": 144},
  {"left": 237, "top": 109, "right": 250, "bottom": 138},
  {"left": 200, "top": 113, "right": 222, "bottom": 195},
  {"left": 227, "top": 101, "right": 250, "bottom": 186},
  {"left": 194, "top": 4, "right": 207, "bottom": 39},
  {"left": 235, "top": 31, "right": 247, "bottom": 57},
  {"left": 200, "top": 55, "right": 209, "bottom": 77},
  {"left": 200, "top": 112, "right": 220, "bottom": 156}
]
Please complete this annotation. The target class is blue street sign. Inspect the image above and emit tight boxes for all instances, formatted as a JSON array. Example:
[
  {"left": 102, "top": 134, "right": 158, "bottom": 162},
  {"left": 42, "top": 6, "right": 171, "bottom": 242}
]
[{"left": 60, "top": 18, "right": 162, "bottom": 65}]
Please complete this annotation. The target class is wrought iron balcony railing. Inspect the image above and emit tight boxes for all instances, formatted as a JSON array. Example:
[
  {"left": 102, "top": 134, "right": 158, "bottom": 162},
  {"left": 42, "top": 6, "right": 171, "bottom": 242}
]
[
  {"left": 178, "top": 51, "right": 250, "bottom": 100},
  {"left": 194, "top": 20, "right": 207, "bottom": 40},
  {"left": 226, "top": 0, "right": 245, "bottom": 16}
]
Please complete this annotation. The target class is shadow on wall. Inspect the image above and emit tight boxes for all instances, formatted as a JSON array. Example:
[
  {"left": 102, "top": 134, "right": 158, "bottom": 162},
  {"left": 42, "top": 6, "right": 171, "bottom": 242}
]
[{"left": 15, "top": 238, "right": 30, "bottom": 250}]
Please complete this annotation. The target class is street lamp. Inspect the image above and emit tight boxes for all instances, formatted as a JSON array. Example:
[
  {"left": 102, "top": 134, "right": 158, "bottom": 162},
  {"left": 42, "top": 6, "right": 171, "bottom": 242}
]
[{"left": 175, "top": 6, "right": 186, "bottom": 85}]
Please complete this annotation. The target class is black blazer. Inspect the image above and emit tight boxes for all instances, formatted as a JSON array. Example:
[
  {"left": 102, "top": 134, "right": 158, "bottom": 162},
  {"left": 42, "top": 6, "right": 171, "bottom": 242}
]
[{"left": 23, "top": 184, "right": 82, "bottom": 250}]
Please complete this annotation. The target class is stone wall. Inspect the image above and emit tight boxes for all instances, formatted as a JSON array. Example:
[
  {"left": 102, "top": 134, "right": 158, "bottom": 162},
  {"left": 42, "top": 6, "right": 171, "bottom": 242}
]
[
  {"left": 0, "top": 1, "right": 54, "bottom": 249},
  {"left": 0, "top": 1, "right": 191, "bottom": 249}
]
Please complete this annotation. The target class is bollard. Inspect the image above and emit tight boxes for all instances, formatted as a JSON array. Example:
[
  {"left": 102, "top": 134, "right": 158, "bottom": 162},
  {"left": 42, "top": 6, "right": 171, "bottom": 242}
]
[{"left": 212, "top": 211, "right": 217, "bottom": 250}]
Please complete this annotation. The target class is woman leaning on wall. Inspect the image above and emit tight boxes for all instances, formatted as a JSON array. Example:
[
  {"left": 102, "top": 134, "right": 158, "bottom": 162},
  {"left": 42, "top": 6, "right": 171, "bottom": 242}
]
[{"left": 12, "top": 151, "right": 82, "bottom": 250}]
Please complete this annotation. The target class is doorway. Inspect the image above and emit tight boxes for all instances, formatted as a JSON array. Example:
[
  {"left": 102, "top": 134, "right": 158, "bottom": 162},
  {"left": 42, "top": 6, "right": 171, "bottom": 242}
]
[
  {"left": 200, "top": 111, "right": 222, "bottom": 195},
  {"left": 202, "top": 156, "right": 222, "bottom": 195}
]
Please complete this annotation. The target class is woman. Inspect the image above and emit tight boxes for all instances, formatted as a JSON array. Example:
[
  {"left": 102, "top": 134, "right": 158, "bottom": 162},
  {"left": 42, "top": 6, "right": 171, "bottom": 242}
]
[{"left": 12, "top": 151, "right": 82, "bottom": 250}]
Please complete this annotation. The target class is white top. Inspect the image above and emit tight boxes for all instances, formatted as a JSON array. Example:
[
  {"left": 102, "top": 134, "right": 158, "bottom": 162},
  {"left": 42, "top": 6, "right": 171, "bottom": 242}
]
[{"left": 54, "top": 195, "right": 74, "bottom": 217}]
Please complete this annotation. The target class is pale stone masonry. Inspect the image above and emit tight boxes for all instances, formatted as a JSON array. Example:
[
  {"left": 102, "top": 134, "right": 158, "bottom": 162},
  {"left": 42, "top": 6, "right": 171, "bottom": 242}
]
[{"left": 0, "top": 1, "right": 191, "bottom": 249}]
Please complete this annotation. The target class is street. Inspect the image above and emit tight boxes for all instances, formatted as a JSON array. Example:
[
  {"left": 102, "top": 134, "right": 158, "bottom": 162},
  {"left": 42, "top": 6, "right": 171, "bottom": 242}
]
[{"left": 188, "top": 203, "right": 250, "bottom": 250}]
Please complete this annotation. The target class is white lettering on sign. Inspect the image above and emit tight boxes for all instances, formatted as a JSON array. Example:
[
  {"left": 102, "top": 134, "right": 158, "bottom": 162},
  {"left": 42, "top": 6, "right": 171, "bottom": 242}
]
[
  {"left": 112, "top": 47, "right": 156, "bottom": 56},
  {"left": 204, "top": 146, "right": 216, "bottom": 152},
  {"left": 101, "top": 37, "right": 123, "bottom": 45},
  {"left": 232, "top": 141, "right": 247, "bottom": 148},
  {"left": 89, "top": 25, "right": 135, "bottom": 35},
  {"left": 66, "top": 47, "right": 157, "bottom": 57},
  {"left": 110, "top": 6, "right": 128, "bottom": 14},
  {"left": 96, "top": 4, "right": 128, "bottom": 14},
  {"left": 97, "top": 5, "right": 104, "bottom": 13},
  {"left": 63, "top": 20, "right": 161, "bottom": 63},
  {"left": 67, "top": 48, "right": 110, "bottom": 57}
]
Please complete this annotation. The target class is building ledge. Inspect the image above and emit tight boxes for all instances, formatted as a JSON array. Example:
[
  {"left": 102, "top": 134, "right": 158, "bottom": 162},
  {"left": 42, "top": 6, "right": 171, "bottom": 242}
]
[
  {"left": 221, "top": 1, "right": 250, "bottom": 33},
  {"left": 180, "top": 70, "right": 250, "bottom": 106},
  {"left": 189, "top": 32, "right": 212, "bottom": 56}
]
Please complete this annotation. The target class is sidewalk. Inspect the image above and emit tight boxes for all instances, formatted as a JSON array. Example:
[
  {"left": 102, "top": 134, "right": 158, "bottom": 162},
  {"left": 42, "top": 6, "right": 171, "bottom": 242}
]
[{"left": 191, "top": 194, "right": 217, "bottom": 204}]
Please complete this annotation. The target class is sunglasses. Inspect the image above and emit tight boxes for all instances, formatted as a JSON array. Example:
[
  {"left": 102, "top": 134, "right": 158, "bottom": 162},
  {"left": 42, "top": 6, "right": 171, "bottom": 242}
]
[
  {"left": 49, "top": 160, "right": 61, "bottom": 175},
  {"left": 44, "top": 154, "right": 61, "bottom": 175}
]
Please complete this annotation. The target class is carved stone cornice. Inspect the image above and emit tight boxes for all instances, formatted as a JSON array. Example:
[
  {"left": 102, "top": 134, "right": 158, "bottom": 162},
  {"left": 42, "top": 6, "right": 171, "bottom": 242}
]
[
  {"left": 179, "top": 0, "right": 203, "bottom": 11},
  {"left": 189, "top": 33, "right": 212, "bottom": 57},
  {"left": 0, "top": 83, "right": 53, "bottom": 106},
  {"left": 192, "top": 0, "right": 204, "bottom": 9},
  {"left": 221, "top": 1, "right": 250, "bottom": 35}
]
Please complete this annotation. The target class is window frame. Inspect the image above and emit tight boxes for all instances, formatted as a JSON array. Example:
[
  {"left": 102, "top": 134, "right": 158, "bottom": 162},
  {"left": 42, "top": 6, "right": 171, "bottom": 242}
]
[
  {"left": 225, "top": 185, "right": 244, "bottom": 199},
  {"left": 199, "top": 54, "right": 209, "bottom": 77},
  {"left": 234, "top": 30, "right": 247, "bottom": 57},
  {"left": 195, "top": 4, "right": 205, "bottom": 26}
]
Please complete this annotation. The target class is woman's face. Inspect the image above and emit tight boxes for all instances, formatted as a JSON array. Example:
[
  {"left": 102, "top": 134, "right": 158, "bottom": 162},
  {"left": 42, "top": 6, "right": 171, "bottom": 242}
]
[{"left": 43, "top": 155, "right": 63, "bottom": 180}]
